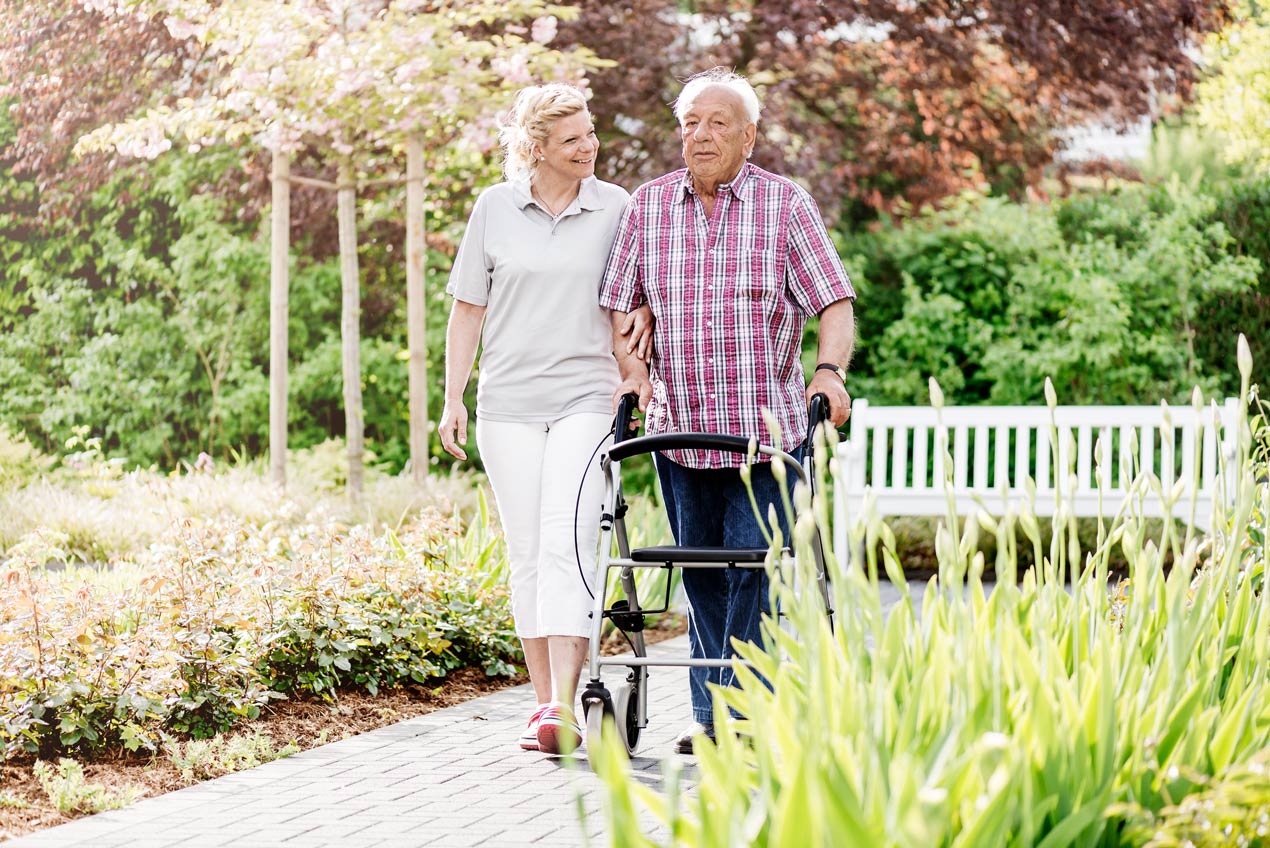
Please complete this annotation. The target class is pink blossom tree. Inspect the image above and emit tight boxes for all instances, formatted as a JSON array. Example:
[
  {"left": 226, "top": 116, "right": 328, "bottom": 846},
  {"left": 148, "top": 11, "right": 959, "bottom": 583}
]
[{"left": 75, "top": 0, "right": 604, "bottom": 494}]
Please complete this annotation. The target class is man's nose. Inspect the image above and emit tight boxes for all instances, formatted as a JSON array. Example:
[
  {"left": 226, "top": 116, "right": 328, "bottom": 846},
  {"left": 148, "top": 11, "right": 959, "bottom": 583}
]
[{"left": 692, "top": 123, "right": 710, "bottom": 141}]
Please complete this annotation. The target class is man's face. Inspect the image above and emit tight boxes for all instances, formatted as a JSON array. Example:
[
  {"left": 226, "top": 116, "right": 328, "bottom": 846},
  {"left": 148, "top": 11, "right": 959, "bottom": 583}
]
[{"left": 679, "top": 86, "right": 756, "bottom": 188}]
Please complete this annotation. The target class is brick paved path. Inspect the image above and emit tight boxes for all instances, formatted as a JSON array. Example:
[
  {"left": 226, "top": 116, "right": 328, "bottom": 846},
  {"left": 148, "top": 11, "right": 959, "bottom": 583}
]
[
  {"left": 7, "top": 640, "right": 694, "bottom": 848},
  {"left": 9, "top": 583, "right": 921, "bottom": 848}
]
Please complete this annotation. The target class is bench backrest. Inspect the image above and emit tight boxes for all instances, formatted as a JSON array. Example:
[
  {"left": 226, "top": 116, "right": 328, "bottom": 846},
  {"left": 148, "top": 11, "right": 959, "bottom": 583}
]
[{"left": 832, "top": 399, "right": 1241, "bottom": 555}]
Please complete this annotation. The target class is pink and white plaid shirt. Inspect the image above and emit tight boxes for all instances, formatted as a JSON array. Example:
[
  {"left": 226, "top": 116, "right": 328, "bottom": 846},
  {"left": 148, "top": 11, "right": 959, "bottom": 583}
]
[{"left": 600, "top": 163, "right": 855, "bottom": 469}]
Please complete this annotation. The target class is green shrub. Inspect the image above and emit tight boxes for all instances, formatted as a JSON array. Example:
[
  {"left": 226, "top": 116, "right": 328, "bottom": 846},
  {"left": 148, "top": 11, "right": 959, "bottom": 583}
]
[
  {"left": 1194, "top": 176, "right": 1270, "bottom": 397},
  {"left": 837, "top": 184, "right": 1260, "bottom": 409},
  {"left": 0, "top": 501, "right": 518, "bottom": 758}
]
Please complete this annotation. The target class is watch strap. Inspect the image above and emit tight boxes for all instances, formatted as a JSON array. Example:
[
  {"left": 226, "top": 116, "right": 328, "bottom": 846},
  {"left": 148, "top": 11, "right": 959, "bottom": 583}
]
[{"left": 815, "top": 362, "right": 846, "bottom": 382}]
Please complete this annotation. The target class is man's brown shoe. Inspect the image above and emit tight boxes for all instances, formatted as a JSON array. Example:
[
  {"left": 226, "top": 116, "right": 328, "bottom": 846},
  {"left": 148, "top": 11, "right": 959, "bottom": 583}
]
[{"left": 673, "top": 722, "right": 715, "bottom": 754}]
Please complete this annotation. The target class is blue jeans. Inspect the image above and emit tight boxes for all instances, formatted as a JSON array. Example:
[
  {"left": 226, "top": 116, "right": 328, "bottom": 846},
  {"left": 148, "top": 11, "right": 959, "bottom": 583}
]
[{"left": 655, "top": 451, "right": 800, "bottom": 724}]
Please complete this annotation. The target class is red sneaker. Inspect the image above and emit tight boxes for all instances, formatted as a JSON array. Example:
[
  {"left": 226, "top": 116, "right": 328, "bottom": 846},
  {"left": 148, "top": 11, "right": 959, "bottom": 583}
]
[
  {"left": 535, "top": 703, "right": 582, "bottom": 755},
  {"left": 519, "top": 704, "right": 551, "bottom": 751}
]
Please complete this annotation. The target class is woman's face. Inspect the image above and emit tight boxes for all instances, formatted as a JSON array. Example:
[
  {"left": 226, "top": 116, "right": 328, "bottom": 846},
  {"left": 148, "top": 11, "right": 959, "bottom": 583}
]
[{"left": 534, "top": 110, "right": 598, "bottom": 183}]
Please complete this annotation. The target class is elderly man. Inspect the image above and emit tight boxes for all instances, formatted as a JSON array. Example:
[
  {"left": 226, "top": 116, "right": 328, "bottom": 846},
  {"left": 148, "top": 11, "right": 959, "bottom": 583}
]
[{"left": 599, "top": 68, "right": 856, "bottom": 754}]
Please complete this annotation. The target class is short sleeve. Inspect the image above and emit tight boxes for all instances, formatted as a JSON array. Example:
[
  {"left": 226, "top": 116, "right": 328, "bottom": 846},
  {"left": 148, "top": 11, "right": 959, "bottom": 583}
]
[
  {"left": 446, "top": 191, "right": 492, "bottom": 306},
  {"left": 785, "top": 189, "right": 856, "bottom": 316},
  {"left": 598, "top": 195, "right": 645, "bottom": 312}
]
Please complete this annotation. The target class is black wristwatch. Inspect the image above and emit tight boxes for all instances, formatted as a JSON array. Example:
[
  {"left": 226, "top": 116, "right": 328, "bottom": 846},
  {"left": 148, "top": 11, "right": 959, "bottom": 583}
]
[{"left": 815, "top": 362, "right": 846, "bottom": 383}]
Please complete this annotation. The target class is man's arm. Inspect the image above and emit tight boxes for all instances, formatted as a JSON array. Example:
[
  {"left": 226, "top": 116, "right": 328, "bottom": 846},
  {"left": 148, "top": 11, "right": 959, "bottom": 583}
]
[
  {"left": 806, "top": 297, "right": 855, "bottom": 427},
  {"left": 609, "top": 309, "right": 652, "bottom": 414}
]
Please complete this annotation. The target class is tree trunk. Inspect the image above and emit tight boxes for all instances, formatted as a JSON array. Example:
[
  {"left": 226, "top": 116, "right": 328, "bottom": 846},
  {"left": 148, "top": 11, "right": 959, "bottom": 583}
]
[
  {"left": 405, "top": 136, "right": 428, "bottom": 484},
  {"left": 269, "top": 149, "right": 290, "bottom": 489},
  {"left": 337, "top": 161, "right": 364, "bottom": 498}
]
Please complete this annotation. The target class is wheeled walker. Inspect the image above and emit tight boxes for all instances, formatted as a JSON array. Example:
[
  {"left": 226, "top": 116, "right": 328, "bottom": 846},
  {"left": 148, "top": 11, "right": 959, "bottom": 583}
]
[{"left": 579, "top": 394, "right": 832, "bottom": 759}]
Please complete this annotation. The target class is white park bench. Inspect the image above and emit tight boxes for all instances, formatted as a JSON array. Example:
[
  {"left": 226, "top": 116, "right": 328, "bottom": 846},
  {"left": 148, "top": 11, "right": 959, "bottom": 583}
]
[{"left": 832, "top": 398, "right": 1242, "bottom": 557}]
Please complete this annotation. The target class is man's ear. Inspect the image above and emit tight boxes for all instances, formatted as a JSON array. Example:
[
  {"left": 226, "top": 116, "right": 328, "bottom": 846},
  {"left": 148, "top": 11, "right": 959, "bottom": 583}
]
[{"left": 744, "top": 123, "right": 757, "bottom": 157}]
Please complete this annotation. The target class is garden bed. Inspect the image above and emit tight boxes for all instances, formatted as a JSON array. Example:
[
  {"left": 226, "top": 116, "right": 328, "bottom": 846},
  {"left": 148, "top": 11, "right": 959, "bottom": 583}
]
[{"left": 0, "top": 609, "right": 686, "bottom": 842}]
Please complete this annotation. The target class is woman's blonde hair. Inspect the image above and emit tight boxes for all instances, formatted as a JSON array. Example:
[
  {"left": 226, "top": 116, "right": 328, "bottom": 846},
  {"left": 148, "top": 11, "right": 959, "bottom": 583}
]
[{"left": 498, "top": 84, "right": 590, "bottom": 183}]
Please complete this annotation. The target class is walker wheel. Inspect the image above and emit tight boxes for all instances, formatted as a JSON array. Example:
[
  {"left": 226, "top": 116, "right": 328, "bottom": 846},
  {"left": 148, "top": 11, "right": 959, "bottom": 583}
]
[
  {"left": 584, "top": 701, "right": 608, "bottom": 770},
  {"left": 613, "top": 680, "right": 641, "bottom": 756}
]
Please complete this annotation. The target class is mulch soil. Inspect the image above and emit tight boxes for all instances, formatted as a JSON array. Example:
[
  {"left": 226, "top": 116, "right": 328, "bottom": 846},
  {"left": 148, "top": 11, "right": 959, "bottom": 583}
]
[{"left": 0, "top": 615, "right": 686, "bottom": 842}]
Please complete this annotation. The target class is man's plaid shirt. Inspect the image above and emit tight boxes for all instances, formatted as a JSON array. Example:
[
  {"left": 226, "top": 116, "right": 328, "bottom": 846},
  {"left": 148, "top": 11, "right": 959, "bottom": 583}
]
[{"left": 599, "top": 163, "right": 855, "bottom": 469}]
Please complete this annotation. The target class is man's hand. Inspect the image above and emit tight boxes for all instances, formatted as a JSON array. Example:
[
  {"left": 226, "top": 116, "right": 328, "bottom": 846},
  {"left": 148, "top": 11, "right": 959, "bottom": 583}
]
[
  {"left": 610, "top": 308, "right": 654, "bottom": 425},
  {"left": 613, "top": 372, "right": 653, "bottom": 418},
  {"left": 618, "top": 305, "right": 655, "bottom": 361},
  {"left": 806, "top": 371, "right": 851, "bottom": 427},
  {"left": 439, "top": 400, "right": 469, "bottom": 460}
]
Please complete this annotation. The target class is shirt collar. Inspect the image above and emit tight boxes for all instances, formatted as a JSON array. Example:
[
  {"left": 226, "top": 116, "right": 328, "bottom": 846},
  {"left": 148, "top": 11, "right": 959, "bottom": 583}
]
[
  {"left": 677, "top": 161, "right": 755, "bottom": 204},
  {"left": 512, "top": 176, "right": 605, "bottom": 212}
]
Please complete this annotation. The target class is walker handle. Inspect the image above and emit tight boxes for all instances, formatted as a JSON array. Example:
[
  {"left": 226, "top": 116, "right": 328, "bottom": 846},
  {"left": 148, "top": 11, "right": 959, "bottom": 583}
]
[
  {"left": 803, "top": 392, "right": 832, "bottom": 475},
  {"left": 614, "top": 392, "right": 641, "bottom": 444}
]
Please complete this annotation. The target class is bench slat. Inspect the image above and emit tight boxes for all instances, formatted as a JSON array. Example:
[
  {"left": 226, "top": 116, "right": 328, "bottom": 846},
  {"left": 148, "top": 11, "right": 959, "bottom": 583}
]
[
  {"left": 995, "top": 426, "right": 1010, "bottom": 491},
  {"left": 892, "top": 426, "right": 908, "bottom": 489},
  {"left": 1077, "top": 426, "right": 1092, "bottom": 491},
  {"left": 1097, "top": 427, "right": 1112, "bottom": 491},
  {"left": 1037, "top": 427, "right": 1051, "bottom": 493},
  {"left": 913, "top": 425, "right": 929, "bottom": 489},
  {"left": 1057, "top": 427, "right": 1073, "bottom": 495},
  {"left": 1202, "top": 417, "right": 1217, "bottom": 493},
  {"left": 1182, "top": 424, "right": 1196, "bottom": 492},
  {"left": 953, "top": 425, "right": 970, "bottom": 488},
  {"left": 1140, "top": 426, "right": 1154, "bottom": 484},
  {"left": 1161, "top": 424, "right": 1176, "bottom": 491},
  {"left": 872, "top": 424, "right": 888, "bottom": 489},
  {"left": 1118, "top": 425, "right": 1135, "bottom": 491},
  {"left": 973, "top": 425, "right": 989, "bottom": 490},
  {"left": 933, "top": 427, "right": 946, "bottom": 487}
]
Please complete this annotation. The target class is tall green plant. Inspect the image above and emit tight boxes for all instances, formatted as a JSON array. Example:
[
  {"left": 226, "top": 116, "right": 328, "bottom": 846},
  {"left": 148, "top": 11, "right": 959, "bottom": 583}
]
[{"left": 593, "top": 339, "right": 1269, "bottom": 847}]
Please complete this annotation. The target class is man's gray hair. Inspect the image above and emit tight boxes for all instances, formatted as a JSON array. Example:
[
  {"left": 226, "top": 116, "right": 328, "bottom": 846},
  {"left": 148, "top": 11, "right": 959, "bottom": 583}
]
[{"left": 674, "top": 67, "right": 761, "bottom": 126}]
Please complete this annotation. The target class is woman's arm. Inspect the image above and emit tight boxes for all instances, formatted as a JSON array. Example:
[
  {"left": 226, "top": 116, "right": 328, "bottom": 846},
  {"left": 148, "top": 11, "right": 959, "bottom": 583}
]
[{"left": 439, "top": 300, "right": 487, "bottom": 460}]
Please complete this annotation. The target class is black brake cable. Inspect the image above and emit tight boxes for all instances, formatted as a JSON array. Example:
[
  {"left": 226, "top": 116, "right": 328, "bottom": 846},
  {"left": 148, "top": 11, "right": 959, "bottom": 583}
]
[{"left": 573, "top": 423, "right": 618, "bottom": 600}]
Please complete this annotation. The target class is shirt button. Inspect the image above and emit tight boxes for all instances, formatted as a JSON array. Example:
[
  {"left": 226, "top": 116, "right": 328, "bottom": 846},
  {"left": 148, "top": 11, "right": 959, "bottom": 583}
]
[
  {"left": 706, "top": 321, "right": 712, "bottom": 327},
  {"left": 708, "top": 357, "right": 714, "bottom": 363}
]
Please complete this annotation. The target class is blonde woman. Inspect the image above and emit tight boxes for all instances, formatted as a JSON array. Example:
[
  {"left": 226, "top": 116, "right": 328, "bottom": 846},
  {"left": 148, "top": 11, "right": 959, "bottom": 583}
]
[{"left": 440, "top": 85, "right": 651, "bottom": 755}]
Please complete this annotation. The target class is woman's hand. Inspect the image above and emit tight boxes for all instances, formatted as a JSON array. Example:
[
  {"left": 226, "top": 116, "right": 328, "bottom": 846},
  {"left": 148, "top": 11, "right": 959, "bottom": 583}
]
[
  {"left": 439, "top": 400, "right": 470, "bottom": 460},
  {"left": 619, "top": 304, "right": 655, "bottom": 361}
]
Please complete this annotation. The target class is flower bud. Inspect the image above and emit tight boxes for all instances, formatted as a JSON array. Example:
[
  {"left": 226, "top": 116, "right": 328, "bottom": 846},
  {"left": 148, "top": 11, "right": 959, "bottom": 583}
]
[
  {"left": 1238, "top": 333, "right": 1253, "bottom": 381},
  {"left": 929, "top": 377, "right": 945, "bottom": 409}
]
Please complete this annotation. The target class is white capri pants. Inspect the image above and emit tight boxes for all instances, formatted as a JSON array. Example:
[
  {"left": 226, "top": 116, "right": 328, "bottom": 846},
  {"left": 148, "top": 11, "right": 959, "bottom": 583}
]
[{"left": 476, "top": 411, "right": 613, "bottom": 639}]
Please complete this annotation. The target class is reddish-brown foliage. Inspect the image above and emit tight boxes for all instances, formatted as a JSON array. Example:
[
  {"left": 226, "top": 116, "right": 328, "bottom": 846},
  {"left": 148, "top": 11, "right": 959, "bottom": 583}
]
[
  {"left": 566, "top": 0, "right": 1228, "bottom": 223},
  {"left": 2, "top": 1, "right": 1229, "bottom": 226}
]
